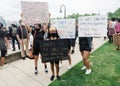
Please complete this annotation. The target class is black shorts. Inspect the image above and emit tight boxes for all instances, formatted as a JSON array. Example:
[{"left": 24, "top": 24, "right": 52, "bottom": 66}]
[
  {"left": 50, "top": 61, "right": 59, "bottom": 64},
  {"left": 33, "top": 49, "right": 40, "bottom": 56},
  {"left": 79, "top": 37, "right": 92, "bottom": 52},
  {"left": 79, "top": 45, "right": 91, "bottom": 52},
  {"left": 0, "top": 49, "right": 7, "bottom": 57},
  {"left": 70, "top": 39, "right": 76, "bottom": 46}
]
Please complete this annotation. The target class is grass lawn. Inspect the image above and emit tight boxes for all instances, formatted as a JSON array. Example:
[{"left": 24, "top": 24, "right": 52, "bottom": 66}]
[{"left": 49, "top": 42, "right": 120, "bottom": 86}]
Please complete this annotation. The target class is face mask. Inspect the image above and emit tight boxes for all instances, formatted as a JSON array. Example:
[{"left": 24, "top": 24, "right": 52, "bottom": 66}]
[
  {"left": 49, "top": 33, "right": 57, "bottom": 37},
  {"left": 35, "top": 28, "right": 40, "bottom": 32}
]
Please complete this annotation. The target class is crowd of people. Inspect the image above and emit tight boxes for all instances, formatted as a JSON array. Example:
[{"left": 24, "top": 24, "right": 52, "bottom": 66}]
[
  {"left": 107, "top": 18, "right": 120, "bottom": 50},
  {"left": 2, "top": 17, "right": 119, "bottom": 81}
]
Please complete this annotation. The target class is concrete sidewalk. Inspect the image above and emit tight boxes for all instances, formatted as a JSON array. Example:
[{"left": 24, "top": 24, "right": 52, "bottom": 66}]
[{"left": 0, "top": 38, "right": 107, "bottom": 86}]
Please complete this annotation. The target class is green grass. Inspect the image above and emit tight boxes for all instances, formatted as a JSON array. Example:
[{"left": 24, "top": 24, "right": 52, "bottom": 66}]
[{"left": 49, "top": 42, "right": 120, "bottom": 86}]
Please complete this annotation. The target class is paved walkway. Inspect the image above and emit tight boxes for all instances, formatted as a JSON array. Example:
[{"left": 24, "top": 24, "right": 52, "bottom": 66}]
[{"left": 0, "top": 38, "right": 107, "bottom": 86}]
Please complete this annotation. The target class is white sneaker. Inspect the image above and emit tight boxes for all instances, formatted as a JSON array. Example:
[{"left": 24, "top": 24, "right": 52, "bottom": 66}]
[
  {"left": 34, "top": 69, "right": 38, "bottom": 75},
  {"left": 81, "top": 66, "right": 87, "bottom": 70},
  {"left": 59, "top": 64, "right": 63, "bottom": 68},
  {"left": 85, "top": 69, "right": 92, "bottom": 75},
  {"left": 68, "top": 65, "right": 71, "bottom": 69}
]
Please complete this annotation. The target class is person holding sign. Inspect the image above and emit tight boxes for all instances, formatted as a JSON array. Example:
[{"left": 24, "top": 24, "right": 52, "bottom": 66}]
[
  {"left": 47, "top": 27, "right": 61, "bottom": 81},
  {"left": 32, "top": 23, "right": 48, "bottom": 75},
  {"left": 79, "top": 37, "right": 92, "bottom": 74}
]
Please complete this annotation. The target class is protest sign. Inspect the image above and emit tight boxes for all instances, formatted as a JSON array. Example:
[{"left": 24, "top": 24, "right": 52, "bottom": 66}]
[
  {"left": 78, "top": 15, "right": 107, "bottom": 37},
  {"left": 51, "top": 19, "right": 75, "bottom": 39},
  {"left": 21, "top": 1, "right": 49, "bottom": 25},
  {"left": 39, "top": 39, "right": 69, "bottom": 63}
]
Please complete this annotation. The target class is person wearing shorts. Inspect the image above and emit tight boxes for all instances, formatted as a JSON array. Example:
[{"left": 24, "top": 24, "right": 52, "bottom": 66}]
[
  {"left": 33, "top": 23, "right": 46, "bottom": 74},
  {"left": 0, "top": 23, "right": 9, "bottom": 67},
  {"left": 79, "top": 37, "right": 92, "bottom": 74}
]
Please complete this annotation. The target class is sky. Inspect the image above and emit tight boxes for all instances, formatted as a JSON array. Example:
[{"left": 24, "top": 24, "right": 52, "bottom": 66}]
[{"left": 0, "top": 0, "right": 120, "bottom": 21}]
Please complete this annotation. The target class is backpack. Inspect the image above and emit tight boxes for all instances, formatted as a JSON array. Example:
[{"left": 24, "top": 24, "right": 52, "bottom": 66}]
[{"left": 11, "top": 27, "right": 17, "bottom": 36}]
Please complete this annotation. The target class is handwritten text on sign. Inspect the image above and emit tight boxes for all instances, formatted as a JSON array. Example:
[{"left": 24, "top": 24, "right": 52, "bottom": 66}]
[
  {"left": 51, "top": 19, "right": 75, "bottom": 39},
  {"left": 78, "top": 15, "right": 107, "bottom": 37},
  {"left": 39, "top": 39, "right": 69, "bottom": 63},
  {"left": 21, "top": 2, "right": 49, "bottom": 25}
]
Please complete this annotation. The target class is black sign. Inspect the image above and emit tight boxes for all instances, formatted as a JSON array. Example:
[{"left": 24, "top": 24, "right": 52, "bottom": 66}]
[{"left": 39, "top": 39, "right": 69, "bottom": 63}]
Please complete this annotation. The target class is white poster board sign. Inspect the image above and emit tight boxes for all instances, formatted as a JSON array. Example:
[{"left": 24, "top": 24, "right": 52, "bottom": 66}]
[
  {"left": 51, "top": 19, "right": 75, "bottom": 39},
  {"left": 78, "top": 15, "right": 107, "bottom": 37},
  {"left": 21, "top": 2, "right": 49, "bottom": 25}
]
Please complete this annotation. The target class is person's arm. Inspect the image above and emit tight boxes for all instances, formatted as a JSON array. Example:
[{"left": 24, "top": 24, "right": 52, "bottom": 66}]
[
  {"left": 4, "top": 37, "right": 9, "bottom": 49},
  {"left": 16, "top": 27, "right": 21, "bottom": 43},
  {"left": 115, "top": 24, "right": 117, "bottom": 34},
  {"left": 109, "top": 21, "right": 112, "bottom": 28},
  {"left": 26, "top": 24, "right": 32, "bottom": 33},
  {"left": 43, "top": 23, "right": 49, "bottom": 33}
]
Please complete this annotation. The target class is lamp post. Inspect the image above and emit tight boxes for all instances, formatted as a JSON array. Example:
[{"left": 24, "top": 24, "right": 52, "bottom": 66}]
[{"left": 59, "top": 4, "right": 66, "bottom": 19}]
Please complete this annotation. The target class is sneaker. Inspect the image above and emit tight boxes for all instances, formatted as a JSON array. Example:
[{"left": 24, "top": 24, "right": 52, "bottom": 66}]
[
  {"left": 12, "top": 49, "right": 15, "bottom": 51},
  {"left": 34, "top": 69, "right": 38, "bottom": 75},
  {"left": 22, "top": 57, "right": 25, "bottom": 60},
  {"left": 85, "top": 69, "right": 92, "bottom": 75},
  {"left": 81, "top": 66, "right": 87, "bottom": 70},
  {"left": 68, "top": 65, "right": 71, "bottom": 69},
  {"left": 45, "top": 68, "right": 48, "bottom": 73},
  {"left": 50, "top": 75, "right": 55, "bottom": 81},
  {"left": 56, "top": 76, "right": 61, "bottom": 80},
  {"left": 59, "top": 64, "right": 63, "bottom": 68},
  {"left": 71, "top": 50, "right": 74, "bottom": 54}
]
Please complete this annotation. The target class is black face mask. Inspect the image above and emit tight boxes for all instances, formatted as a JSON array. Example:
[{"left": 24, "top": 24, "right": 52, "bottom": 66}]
[
  {"left": 35, "top": 28, "right": 40, "bottom": 32},
  {"left": 49, "top": 33, "right": 57, "bottom": 37}
]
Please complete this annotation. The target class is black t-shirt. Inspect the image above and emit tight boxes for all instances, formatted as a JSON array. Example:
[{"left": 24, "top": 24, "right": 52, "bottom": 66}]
[
  {"left": 33, "top": 30, "right": 44, "bottom": 50},
  {"left": 0, "top": 30, "right": 7, "bottom": 49}
]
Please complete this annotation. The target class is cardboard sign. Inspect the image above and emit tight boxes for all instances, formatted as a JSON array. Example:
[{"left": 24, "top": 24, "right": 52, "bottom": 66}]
[
  {"left": 78, "top": 15, "right": 107, "bottom": 37},
  {"left": 21, "top": 1, "right": 49, "bottom": 25},
  {"left": 51, "top": 19, "right": 75, "bottom": 39},
  {"left": 39, "top": 39, "right": 69, "bottom": 63}
]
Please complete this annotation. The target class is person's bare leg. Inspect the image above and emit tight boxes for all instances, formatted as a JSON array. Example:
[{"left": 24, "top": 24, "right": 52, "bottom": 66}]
[
  {"left": 34, "top": 55, "right": 39, "bottom": 74},
  {"left": 68, "top": 51, "right": 71, "bottom": 65},
  {"left": 50, "top": 63, "right": 55, "bottom": 81},
  {"left": 82, "top": 51, "right": 90, "bottom": 69},
  {"left": 1, "top": 57, "right": 5, "bottom": 66},
  {"left": 55, "top": 64, "right": 59, "bottom": 76}
]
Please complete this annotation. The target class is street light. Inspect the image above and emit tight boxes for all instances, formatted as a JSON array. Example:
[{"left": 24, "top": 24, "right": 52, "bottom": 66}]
[{"left": 59, "top": 4, "right": 66, "bottom": 19}]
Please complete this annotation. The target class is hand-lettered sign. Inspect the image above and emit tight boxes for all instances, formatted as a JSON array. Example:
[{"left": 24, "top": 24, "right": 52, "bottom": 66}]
[
  {"left": 78, "top": 15, "right": 107, "bottom": 37},
  {"left": 51, "top": 19, "right": 75, "bottom": 39},
  {"left": 21, "top": 1, "right": 49, "bottom": 25}
]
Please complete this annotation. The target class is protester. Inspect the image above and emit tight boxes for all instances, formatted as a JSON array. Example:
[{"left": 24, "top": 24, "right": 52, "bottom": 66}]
[
  {"left": 47, "top": 27, "right": 61, "bottom": 81},
  {"left": 32, "top": 23, "right": 48, "bottom": 75},
  {"left": 79, "top": 37, "right": 92, "bottom": 74},
  {"left": 70, "top": 20, "right": 78, "bottom": 54},
  {"left": 16, "top": 19, "right": 31, "bottom": 60},
  {"left": 0, "top": 23, "right": 9, "bottom": 67},
  {"left": 114, "top": 18, "right": 120, "bottom": 50},
  {"left": 108, "top": 18, "right": 116, "bottom": 43},
  {"left": 2, "top": 27, "right": 11, "bottom": 49},
  {"left": 9, "top": 24, "right": 20, "bottom": 51}
]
